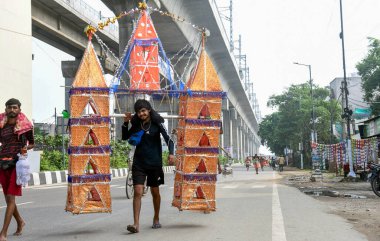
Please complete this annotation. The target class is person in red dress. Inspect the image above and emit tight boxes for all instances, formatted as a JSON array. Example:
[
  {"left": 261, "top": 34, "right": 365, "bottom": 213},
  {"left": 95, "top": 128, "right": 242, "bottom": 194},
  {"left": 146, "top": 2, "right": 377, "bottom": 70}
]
[{"left": 0, "top": 99, "right": 34, "bottom": 241}]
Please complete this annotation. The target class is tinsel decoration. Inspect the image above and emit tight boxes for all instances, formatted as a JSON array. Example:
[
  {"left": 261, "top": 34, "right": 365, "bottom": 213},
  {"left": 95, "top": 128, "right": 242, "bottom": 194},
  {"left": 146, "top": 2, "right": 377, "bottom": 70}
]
[
  {"left": 69, "top": 117, "right": 111, "bottom": 126},
  {"left": 68, "top": 174, "right": 112, "bottom": 184},
  {"left": 68, "top": 146, "right": 111, "bottom": 155},
  {"left": 184, "top": 147, "right": 219, "bottom": 154}
]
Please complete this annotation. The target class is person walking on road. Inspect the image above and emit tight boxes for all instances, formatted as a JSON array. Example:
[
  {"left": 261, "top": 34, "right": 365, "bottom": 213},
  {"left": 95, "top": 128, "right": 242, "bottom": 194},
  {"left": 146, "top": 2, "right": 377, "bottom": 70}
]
[
  {"left": 122, "top": 99, "right": 174, "bottom": 234},
  {"left": 271, "top": 156, "right": 276, "bottom": 170},
  {"left": 253, "top": 154, "right": 260, "bottom": 174},
  {"left": 245, "top": 156, "right": 251, "bottom": 171},
  {"left": 278, "top": 155, "right": 285, "bottom": 172},
  {"left": 260, "top": 156, "right": 265, "bottom": 171},
  {"left": 0, "top": 98, "right": 34, "bottom": 241}
]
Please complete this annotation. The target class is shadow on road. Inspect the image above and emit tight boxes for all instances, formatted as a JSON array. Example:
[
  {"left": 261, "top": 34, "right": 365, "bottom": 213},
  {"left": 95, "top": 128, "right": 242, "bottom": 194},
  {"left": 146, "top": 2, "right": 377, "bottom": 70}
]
[
  {"left": 164, "top": 223, "right": 206, "bottom": 229},
  {"left": 40, "top": 228, "right": 105, "bottom": 238}
]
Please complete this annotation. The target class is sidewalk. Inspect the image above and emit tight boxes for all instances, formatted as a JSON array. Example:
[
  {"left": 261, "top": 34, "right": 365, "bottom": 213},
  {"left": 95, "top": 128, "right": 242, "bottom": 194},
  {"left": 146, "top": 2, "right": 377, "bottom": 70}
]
[{"left": 278, "top": 166, "right": 380, "bottom": 241}]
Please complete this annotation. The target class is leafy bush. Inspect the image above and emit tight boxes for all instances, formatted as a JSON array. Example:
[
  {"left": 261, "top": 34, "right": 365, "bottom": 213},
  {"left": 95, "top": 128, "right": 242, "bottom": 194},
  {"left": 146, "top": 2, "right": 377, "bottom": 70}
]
[
  {"left": 110, "top": 140, "right": 130, "bottom": 168},
  {"left": 162, "top": 150, "right": 169, "bottom": 166},
  {"left": 40, "top": 150, "right": 68, "bottom": 171},
  {"left": 218, "top": 155, "right": 228, "bottom": 165}
]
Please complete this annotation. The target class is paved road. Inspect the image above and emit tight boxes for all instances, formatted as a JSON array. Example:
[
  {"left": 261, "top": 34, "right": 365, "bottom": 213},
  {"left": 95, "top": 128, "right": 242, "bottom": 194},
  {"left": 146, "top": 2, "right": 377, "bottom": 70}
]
[{"left": 0, "top": 167, "right": 367, "bottom": 241}]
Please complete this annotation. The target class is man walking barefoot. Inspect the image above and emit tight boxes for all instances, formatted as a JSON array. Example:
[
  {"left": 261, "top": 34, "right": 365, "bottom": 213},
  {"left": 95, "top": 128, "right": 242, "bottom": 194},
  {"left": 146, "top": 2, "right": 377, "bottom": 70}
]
[
  {"left": 0, "top": 98, "right": 34, "bottom": 241},
  {"left": 122, "top": 99, "right": 174, "bottom": 233}
]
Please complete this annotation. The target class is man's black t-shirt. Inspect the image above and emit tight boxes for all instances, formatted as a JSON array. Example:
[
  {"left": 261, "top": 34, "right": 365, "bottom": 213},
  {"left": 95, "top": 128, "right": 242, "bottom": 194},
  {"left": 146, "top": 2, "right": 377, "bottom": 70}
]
[{"left": 122, "top": 121, "right": 174, "bottom": 168}]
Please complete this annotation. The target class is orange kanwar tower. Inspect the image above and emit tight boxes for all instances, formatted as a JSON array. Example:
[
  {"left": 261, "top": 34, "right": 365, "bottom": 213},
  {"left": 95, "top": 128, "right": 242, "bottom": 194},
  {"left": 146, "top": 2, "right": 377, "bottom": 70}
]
[
  {"left": 172, "top": 48, "right": 224, "bottom": 212},
  {"left": 66, "top": 40, "right": 112, "bottom": 214}
]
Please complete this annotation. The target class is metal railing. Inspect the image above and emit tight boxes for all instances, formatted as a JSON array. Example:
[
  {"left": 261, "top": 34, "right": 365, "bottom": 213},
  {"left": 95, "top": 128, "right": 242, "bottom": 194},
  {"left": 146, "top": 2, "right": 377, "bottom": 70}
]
[{"left": 61, "top": 0, "right": 119, "bottom": 39}]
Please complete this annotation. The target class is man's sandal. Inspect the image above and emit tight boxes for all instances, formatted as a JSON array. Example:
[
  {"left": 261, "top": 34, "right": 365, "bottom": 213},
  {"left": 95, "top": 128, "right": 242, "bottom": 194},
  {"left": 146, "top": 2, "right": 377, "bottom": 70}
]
[
  {"left": 126, "top": 225, "right": 139, "bottom": 233},
  {"left": 152, "top": 223, "right": 162, "bottom": 229}
]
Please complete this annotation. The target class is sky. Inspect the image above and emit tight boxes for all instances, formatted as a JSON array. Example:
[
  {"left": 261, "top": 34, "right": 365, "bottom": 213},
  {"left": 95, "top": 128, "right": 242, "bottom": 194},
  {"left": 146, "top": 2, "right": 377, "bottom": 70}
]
[
  {"left": 230, "top": 0, "right": 380, "bottom": 117},
  {"left": 32, "top": 0, "right": 380, "bottom": 153}
]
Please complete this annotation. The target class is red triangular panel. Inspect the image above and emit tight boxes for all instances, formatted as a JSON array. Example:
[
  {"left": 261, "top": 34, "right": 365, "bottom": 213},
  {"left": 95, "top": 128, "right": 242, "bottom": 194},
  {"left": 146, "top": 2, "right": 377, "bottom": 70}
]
[
  {"left": 133, "top": 10, "right": 158, "bottom": 40},
  {"left": 195, "top": 159, "right": 207, "bottom": 173},
  {"left": 196, "top": 186, "right": 205, "bottom": 199},
  {"left": 85, "top": 129, "right": 100, "bottom": 146},
  {"left": 85, "top": 158, "right": 99, "bottom": 174},
  {"left": 199, "top": 133, "right": 211, "bottom": 146},
  {"left": 198, "top": 104, "right": 210, "bottom": 119},
  {"left": 175, "top": 184, "right": 181, "bottom": 198},
  {"left": 87, "top": 187, "right": 101, "bottom": 201}
]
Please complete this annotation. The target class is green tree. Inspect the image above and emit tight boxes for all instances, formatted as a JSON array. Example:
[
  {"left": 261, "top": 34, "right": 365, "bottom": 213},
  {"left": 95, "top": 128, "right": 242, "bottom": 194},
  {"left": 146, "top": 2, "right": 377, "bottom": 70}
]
[
  {"left": 259, "top": 83, "right": 341, "bottom": 167},
  {"left": 356, "top": 37, "right": 380, "bottom": 115}
]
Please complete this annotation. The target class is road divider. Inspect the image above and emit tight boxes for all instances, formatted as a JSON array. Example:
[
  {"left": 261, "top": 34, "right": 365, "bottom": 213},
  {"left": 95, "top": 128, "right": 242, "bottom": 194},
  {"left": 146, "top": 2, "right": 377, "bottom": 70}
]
[{"left": 27, "top": 166, "right": 176, "bottom": 187}]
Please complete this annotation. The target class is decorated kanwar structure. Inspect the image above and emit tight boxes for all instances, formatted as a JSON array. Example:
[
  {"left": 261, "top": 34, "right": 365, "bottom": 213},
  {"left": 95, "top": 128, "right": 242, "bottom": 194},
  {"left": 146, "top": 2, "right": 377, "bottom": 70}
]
[
  {"left": 65, "top": 39, "right": 112, "bottom": 214},
  {"left": 172, "top": 45, "right": 224, "bottom": 212},
  {"left": 64, "top": 2, "right": 226, "bottom": 214}
]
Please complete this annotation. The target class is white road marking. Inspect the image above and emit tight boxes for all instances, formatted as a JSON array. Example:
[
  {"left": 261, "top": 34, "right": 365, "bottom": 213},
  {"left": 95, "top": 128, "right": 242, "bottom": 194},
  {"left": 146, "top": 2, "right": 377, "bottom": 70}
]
[
  {"left": 221, "top": 185, "right": 238, "bottom": 189},
  {"left": 115, "top": 186, "right": 125, "bottom": 189},
  {"left": 0, "top": 201, "right": 34, "bottom": 209},
  {"left": 272, "top": 173, "right": 287, "bottom": 241},
  {"left": 251, "top": 185, "right": 266, "bottom": 189},
  {"left": 110, "top": 185, "right": 120, "bottom": 188},
  {"left": 29, "top": 185, "right": 67, "bottom": 190}
]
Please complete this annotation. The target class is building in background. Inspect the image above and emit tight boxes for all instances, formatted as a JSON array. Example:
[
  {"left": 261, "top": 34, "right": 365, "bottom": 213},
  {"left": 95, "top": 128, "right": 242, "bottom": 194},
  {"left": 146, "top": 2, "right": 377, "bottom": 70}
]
[
  {"left": 0, "top": 2, "right": 32, "bottom": 117},
  {"left": 330, "top": 75, "right": 371, "bottom": 139}
]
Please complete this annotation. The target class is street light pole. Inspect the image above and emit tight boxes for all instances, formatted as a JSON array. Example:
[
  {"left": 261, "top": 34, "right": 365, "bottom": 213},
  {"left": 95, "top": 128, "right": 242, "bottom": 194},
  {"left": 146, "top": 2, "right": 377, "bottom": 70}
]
[
  {"left": 293, "top": 62, "right": 316, "bottom": 142},
  {"left": 294, "top": 62, "right": 316, "bottom": 169},
  {"left": 339, "top": 0, "right": 355, "bottom": 177}
]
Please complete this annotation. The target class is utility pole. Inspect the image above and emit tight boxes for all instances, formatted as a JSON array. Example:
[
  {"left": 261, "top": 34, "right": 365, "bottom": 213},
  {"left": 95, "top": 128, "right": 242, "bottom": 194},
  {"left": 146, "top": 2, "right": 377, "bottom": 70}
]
[
  {"left": 339, "top": 0, "right": 355, "bottom": 177},
  {"left": 308, "top": 64, "right": 316, "bottom": 143},
  {"left": 54, "top": 107, "right": 57, "bottom": 135},
  {"left": 294, "top": 62, "right": 316, "bottom": 169},
  {"left": 229, "top": 0, "right": 233, "bottom": 52},
  {"left": 329, "top": 88, "right": 334, "bottom": 145},
  {"left": 217, "top": 0, "right": 234, "bottom": 52}
]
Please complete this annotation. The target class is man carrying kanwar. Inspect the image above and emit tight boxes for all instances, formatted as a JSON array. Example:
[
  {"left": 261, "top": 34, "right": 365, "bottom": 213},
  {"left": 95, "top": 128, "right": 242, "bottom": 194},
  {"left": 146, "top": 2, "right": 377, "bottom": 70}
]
[
  {"left": 0, "top": 98, "right": 34, "bottom": 241},
  {"left": 122, "top": 99, "right": 174, "bottom": 234}
]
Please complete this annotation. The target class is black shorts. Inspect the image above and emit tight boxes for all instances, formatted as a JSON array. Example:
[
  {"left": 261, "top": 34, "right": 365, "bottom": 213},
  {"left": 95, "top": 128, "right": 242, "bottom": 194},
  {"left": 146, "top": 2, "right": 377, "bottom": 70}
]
[{"left": 132, "top": 165, "right": 164, "bottom": 187}]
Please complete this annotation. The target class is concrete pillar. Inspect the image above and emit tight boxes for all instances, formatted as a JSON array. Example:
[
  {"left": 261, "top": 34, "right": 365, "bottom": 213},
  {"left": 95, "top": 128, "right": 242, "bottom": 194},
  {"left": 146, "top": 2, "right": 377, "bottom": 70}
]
[
  {"left": 222, "top": 109, "right": 231, "bottom": 149},
  {"left": 229, "top": 110, "right": 234, "bottom": 157},
  {"left": 1, "top": 1, "right": 32, "bottom": 117},
  {"left": 237, "top": 116, "right": 242, "bottom": 161},
  {"left": 235, "top": 116, "right": 238, "bottom": 160},
  {"left": 249, "top": 131, "right": 252, "bottom": 154},
  {"left": 246, "top": 129, "right": 249, "bottom": 156},
  {"left": 240, "top": 118, "right": 244, "bottom": 160},
  {"left": 61, "top": 60, "right": 81, "bottom": 111},
  {"left": 230, "top": 108, "right": 237, "bottom": 159},
  {"left": 242, "top": 124, "right": 246, "bottom": 158}
]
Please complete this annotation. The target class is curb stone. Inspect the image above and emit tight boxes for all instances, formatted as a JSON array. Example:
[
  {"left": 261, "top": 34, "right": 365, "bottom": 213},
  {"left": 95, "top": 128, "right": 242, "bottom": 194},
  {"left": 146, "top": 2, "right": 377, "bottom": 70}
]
[{"left": 27, "top": 166, "right": 176, "bottom": 187}]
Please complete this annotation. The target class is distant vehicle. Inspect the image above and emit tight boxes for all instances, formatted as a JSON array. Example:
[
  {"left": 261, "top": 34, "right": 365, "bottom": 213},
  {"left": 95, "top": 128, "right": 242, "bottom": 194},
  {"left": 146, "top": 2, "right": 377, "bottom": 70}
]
[{"left": 222, "top": 163, "right": 233, "bottom": 176}]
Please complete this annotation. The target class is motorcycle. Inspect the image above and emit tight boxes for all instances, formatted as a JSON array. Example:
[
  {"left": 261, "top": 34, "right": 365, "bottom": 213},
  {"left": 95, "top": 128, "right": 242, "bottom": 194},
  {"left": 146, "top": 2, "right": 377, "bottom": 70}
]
[{"left": 368, "top": 162, "right": 380, "bottom": 197}]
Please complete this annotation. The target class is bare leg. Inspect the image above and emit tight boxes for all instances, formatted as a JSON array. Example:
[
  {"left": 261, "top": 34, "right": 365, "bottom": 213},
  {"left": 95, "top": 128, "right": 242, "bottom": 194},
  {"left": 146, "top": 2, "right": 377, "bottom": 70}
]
[
  {"left": 0, "top": 195, "right": 17, "bottom": 241},
  {"left": 12, "top": 205, "right": 25, "bottom": 236},
  {"left": 150, "top": 187, "right": 161, "bottom": 225},
  {"left": 130, "top": 185, "right": 144, "bottom": 232}
]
